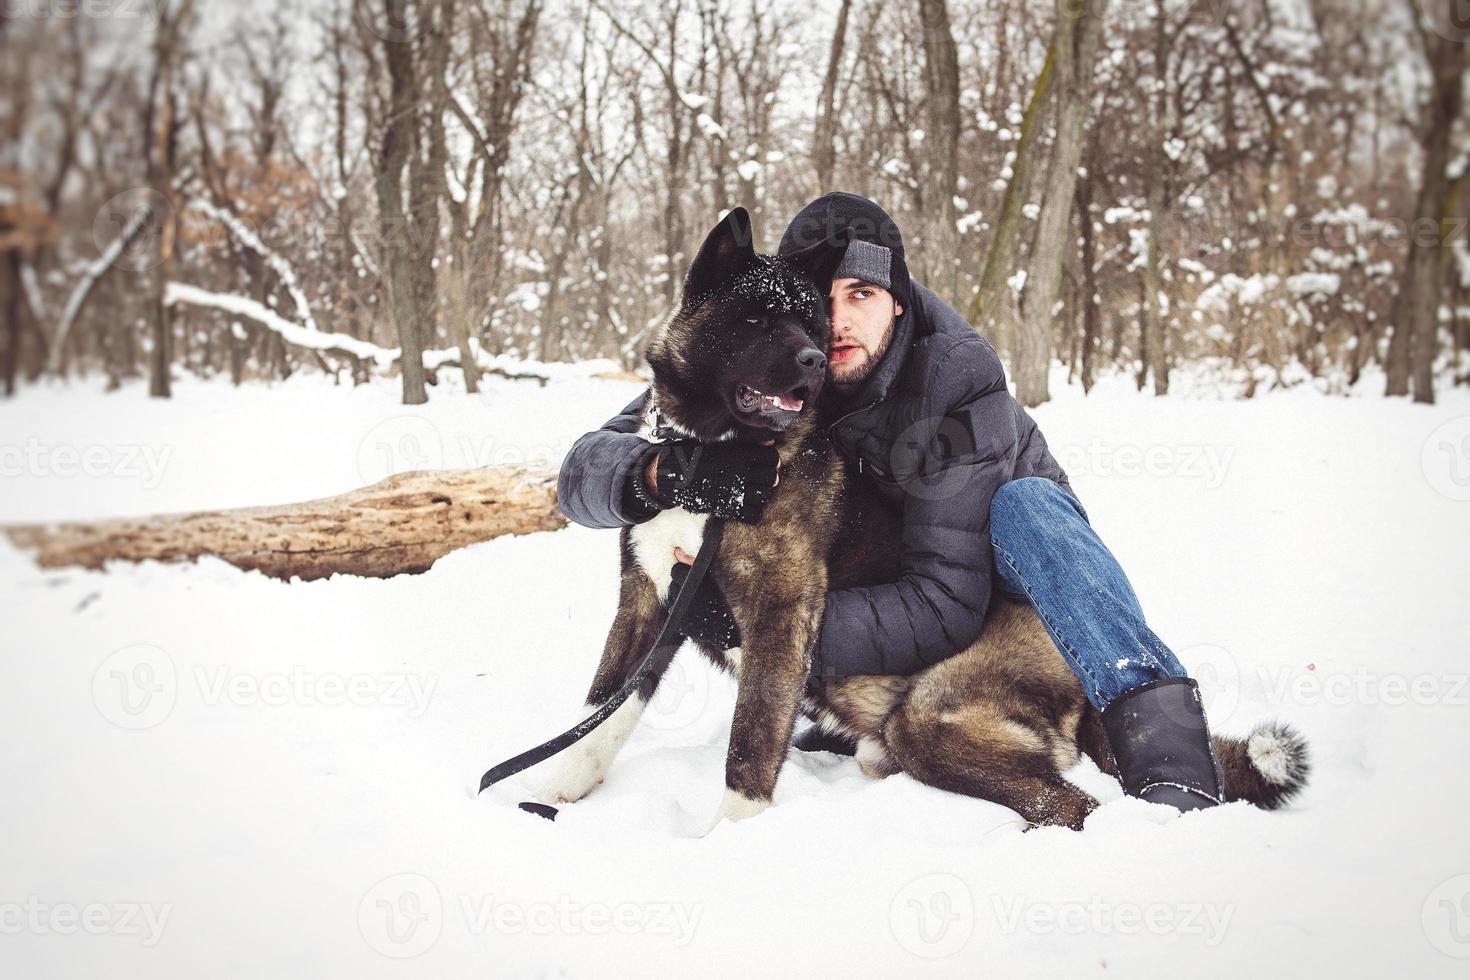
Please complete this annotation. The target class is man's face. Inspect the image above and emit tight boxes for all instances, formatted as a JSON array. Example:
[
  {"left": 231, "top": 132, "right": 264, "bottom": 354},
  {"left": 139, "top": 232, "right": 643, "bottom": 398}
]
[{"left": 827, "top": 277, "right": 902, "bottom": 394}]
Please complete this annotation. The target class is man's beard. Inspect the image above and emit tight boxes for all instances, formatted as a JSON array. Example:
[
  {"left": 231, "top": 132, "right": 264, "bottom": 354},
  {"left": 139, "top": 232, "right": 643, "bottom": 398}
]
[{"left": 830, "top": 314, "right": 898, "bottom": 389}]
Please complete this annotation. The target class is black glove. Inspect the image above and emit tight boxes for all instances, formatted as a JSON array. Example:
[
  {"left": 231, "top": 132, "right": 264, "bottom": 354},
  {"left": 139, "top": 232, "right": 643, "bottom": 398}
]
[
  {"left": 666, "top": 561, "right": 741, "bottom": 650},
  {"left": 652, "top": 440, "right": 779, "bottom": 523},
  {"left": 622, "top": 446, "right": 667, "bottom": 522}
]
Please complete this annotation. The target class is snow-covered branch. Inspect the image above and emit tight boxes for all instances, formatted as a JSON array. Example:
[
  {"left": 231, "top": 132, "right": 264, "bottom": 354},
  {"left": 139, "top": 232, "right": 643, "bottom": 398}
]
[
  {"left": 186, "top": 198, "right": 322, "bottom": 335},
  {"left": 47, "top": 204, "right": 154, "bottom": 375},
  {"left": 164, "top": 282, "right": 627, "bottom": 384}
]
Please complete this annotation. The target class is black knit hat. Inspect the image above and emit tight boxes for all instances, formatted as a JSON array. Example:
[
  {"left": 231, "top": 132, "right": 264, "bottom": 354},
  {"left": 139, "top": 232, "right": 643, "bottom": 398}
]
[{"left": 777, "top": 191, "right": 911, "bottom": 308}]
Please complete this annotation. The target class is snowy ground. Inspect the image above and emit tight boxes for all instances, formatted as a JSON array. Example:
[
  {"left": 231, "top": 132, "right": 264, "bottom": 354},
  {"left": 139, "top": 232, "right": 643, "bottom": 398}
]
[{"left": 2, "top": 367, "right": 1468, "bottom": 978}]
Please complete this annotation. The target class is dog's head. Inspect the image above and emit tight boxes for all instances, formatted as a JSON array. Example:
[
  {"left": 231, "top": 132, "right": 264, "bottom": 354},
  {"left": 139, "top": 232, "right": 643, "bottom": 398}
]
[{"left": 647, "top": 208, "right": 849, "bottom": 440}]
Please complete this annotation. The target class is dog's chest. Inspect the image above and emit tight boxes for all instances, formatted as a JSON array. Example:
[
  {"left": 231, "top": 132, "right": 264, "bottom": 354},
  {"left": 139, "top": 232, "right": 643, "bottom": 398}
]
[{"left": 629, "top": 507, "right": 708, "bottom": 603}]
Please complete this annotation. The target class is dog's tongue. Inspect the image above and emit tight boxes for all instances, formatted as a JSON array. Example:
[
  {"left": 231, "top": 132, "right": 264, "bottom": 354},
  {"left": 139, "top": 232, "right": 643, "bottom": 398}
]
[{"left": 748, "top": 387, "right": 804, "bottom": 413}]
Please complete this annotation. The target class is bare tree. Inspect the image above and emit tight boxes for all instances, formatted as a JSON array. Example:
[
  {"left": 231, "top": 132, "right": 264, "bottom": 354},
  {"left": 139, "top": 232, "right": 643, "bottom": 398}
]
[
  {"left": 813, "top": 0, "right": 854, "bottom": 194},
  {"left": 1385, "top": 0, "right": 1469, "bottom": 404},
  {"left": 361, "top": 0, "right": 447, "bottom": 404},
  {"left": 1014, "top": 0, "right": 1106, "bottom": 406},
  {"left": 141, "top": 0, "right": 196, "bottom": 399},
  {"left": 916, "top": 0, "right": 961, "bottom": 297},
  {"left": 968, "top": 10, "right": 1057, "bottom": 352}
]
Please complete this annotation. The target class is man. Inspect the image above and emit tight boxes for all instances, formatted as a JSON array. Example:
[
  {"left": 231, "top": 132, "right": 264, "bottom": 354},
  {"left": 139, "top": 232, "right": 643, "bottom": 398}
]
[{"left": 557, "top": 192, "right": 1226, "bottom": 814}]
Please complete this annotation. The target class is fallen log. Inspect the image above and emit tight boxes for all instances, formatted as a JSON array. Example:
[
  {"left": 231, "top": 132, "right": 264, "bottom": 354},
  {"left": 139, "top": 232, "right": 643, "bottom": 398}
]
[{"left": 3, "top": 466, "right": 564, "bottom": 581}]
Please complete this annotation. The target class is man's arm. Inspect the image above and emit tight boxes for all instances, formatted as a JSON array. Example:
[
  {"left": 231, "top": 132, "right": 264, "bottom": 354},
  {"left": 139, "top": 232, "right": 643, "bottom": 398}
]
[
  {"left": 557, "top": 387, "right": 662, "bottom": 529},
  {"left": 813, "top": 337, "right": 1020, "bottom": 678}
]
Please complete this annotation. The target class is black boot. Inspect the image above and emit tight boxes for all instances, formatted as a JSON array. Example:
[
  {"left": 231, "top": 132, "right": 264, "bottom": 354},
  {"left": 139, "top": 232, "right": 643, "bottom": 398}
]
[
  {"left": 1101, "top": 678, "right": 1226, "bottom": 811},
  {"left": 792, "top": 725, "right": 857, "bottom": 756}
]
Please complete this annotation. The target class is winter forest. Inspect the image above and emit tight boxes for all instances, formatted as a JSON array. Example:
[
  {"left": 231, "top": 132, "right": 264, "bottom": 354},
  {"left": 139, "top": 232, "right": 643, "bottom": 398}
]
[
  {"left": 5, "top": 3, "right": 1470, "bottom": 977},
  {"left": 4, "top": 0, "right": 1469, "bottom": 407}
]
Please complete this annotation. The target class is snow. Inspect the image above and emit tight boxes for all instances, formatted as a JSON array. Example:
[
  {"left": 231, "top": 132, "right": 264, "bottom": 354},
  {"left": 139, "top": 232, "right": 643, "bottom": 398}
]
[
  {"left": 2, "top": 367, "right": 1469, "bottom": 977},
  {"left": 1287, "top": 272, "right": 1342, "bottom": 297},
  {"left": 695, "top": 113, "right": 728, "bottom": 141}
]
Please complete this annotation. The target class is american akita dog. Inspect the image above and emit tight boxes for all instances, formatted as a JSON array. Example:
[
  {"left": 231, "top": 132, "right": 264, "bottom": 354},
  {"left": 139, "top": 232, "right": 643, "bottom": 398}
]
[{"left": 536, "top": 208, "right": 1308, "bottom": 830}]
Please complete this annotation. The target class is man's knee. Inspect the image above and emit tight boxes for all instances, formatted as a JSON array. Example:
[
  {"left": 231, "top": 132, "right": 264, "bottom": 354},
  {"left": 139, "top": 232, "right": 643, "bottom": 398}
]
[{"left": 991, "top": 477, "right": 1082, "bottom": 539}]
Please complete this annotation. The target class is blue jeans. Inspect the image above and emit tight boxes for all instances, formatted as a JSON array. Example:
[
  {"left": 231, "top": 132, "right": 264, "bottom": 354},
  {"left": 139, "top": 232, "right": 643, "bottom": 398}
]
[{"left": 989, "top": 477, "right": 1188, "bottom": 710}]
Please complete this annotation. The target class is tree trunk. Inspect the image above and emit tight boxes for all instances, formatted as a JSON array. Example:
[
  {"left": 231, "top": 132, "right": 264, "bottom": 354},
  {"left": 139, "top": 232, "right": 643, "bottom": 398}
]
[
  {"left": 813, "top": 0, "right": 853, "bottom": 193},
  {"left": 2, "top": 252, "right": 20, "bottom": 396},
  {"left": 917, "top": 0, "right": 961, "bottom": 298},
  {"left": 4, "top": 466, "right": 563, "bottom": 582},
  {"left": 443, "top": 250, "right": 480, "bottom": 394},
  {"left": 373, "top": 0, "right": 429, "bottom": 406},
  {"left": 1014, "top": 0, "right": 1106, "bottom": 406},
  {"left": 1386, "top": 17, "right": 1468, "bottom": 401},
  {"left": 1142, "top": 177, "right": 1170, "bottom": 395},
  {"left": 434, "top": 1, "right": 479, "bottom": 396},
  {"left": 1139, "top": 0, "right": 1171, "bottom": 396},
  {"left": 404, "top": 0, "right": 449, "bottom": 388},
  {"left": 1136, "top": 277, "right": 1150, "bottom": 391},
  {"left": 969, "top": 32, "right": 1057, "bottom": 350},
  {"left": 1077, "top": 164, "right": 1100, "bottom": 393}
]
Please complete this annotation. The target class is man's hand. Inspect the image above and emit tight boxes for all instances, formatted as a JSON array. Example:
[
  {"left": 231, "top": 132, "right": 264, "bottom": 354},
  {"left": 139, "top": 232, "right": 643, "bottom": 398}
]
[{"left": 652, "top": 439, "right": 779, "bottom": 523}]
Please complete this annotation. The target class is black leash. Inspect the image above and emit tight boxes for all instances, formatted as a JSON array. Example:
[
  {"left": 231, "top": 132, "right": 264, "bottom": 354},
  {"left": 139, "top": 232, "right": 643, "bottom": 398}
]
[{"left": 477, "top": 516, "right": 727, "bottom": 795}]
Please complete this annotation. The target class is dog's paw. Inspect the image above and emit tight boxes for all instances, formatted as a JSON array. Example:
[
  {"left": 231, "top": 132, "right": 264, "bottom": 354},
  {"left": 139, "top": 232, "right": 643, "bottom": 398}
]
[
  {"left": 534, "top": 777, "right": 601, "bottom": 806},
  {"left": 533, "top": 754, "right": 605, "bottom": 805},
  {"left": 712, "top": 788, "right": 771, "bottom": 827}
]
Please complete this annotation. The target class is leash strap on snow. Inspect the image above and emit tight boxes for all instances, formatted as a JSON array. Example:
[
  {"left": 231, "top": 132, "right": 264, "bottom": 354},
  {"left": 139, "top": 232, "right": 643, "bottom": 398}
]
[{"left": 477, "top": 517, "right": 727, "bottom": 795}]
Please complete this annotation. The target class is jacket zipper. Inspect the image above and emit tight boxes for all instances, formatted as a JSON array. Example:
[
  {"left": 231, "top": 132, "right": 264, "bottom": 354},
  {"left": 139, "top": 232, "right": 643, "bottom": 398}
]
[
  {"left": 825, "top": 399, "right": 880, "bottom": 432},
  {"left": 826, "top": 399, "right": 883, "bottom": 475}
]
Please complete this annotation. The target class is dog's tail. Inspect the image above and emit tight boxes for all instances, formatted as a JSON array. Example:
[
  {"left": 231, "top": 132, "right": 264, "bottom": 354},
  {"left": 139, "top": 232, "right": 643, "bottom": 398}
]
[{"left": 1212, "top": 722, "right": 1310, "bottom": 809}]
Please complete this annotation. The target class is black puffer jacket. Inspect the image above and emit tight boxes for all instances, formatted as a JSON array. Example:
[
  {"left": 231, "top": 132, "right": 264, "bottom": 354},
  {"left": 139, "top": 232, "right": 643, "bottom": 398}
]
[{"left": 556, "top": 282, "right": 1075, "bottom": 677}]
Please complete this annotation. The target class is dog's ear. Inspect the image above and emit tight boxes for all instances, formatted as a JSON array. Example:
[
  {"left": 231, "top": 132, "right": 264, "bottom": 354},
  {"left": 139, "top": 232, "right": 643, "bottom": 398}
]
[
  {"left": 684, "top": 207, "right": 756, "bottom": 303},
  {"left": 782, "top": 226, "right": 852, "bottom": 290}
]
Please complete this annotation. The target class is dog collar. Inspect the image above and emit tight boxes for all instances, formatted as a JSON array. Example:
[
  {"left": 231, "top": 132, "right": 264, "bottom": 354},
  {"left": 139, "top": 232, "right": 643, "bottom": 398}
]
[
  {"left": 645, "top": 403, "right": 736, "bottom": 444},
  {"left": 651, "top": 409, "right": 685, "bottom": 443}
]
